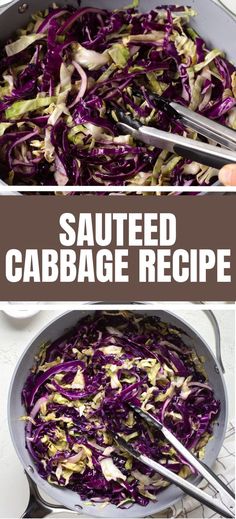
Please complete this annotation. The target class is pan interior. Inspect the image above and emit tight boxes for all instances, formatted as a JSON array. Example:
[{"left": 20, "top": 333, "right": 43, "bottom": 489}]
[
  {"left": 0, "top": 0, "right": 235, "bottom": 63},
  {"left": 8, "top": 310, "right": 227, "bottom": 518}
]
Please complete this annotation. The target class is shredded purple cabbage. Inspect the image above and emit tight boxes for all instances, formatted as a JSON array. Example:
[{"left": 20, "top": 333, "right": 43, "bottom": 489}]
[{"left": 22, "top": 311, "right": 220, "bottom": 508}]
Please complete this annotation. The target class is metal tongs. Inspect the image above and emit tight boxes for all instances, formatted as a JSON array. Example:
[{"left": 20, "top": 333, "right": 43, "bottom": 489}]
[
  {"left": 113, "top": 91, "right": 236, "bottom": 174},
  {"left": 113, "top": 405, "right": 235, "bottom": 518}
]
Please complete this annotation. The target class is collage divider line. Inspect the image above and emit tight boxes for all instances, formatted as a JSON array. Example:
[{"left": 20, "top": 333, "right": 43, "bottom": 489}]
[
  {"left": 1, "top": 186, "right": 236, "bottom": 192},
  {"left": 0, "top": 303, "right": 235, "bottom": 311}
]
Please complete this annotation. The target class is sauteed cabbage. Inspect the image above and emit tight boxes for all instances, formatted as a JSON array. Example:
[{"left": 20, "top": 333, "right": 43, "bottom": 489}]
[
  {"left": 22, "top": 311, "right": 220, "bottom": 508},
  {"left": 0, "top": 3, "right": 235, "bottom": 188}
]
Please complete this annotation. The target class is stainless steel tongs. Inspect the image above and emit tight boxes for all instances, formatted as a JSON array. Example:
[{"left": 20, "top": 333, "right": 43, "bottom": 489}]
[
  {"left": 113, "top": 92, "right": 236, "bottom": 172},
  {"left": 112, "top": 405, "right": 235, "bottom": 518}
]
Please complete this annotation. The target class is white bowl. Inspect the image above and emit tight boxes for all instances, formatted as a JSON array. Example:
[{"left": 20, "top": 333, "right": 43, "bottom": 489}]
[
  {"left": 0, "top": 0, "right": 14, "bottom": 7},
  {"left": 2, "top": 303, "right": 40, "bottom": 319}
]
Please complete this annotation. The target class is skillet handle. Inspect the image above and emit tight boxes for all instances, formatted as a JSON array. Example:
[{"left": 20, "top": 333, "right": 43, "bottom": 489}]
[
  {"left": 194, "top": 306, "right": 224, "bottom": 373},
  {"left": 202, "top": 308, "right": 225, "bottom": 374},
  {"left": 22, "top": 471, "right": 78, "bottom": 518}
]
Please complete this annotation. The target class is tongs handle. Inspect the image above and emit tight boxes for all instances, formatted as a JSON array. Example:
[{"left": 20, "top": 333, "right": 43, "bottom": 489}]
[
  {"left": 117, "top": 115, "right": 236, "bottom": 170},
  {"left": 171, "top": 102, "right": 236, "bottom": 151},
  {"left": 138, "top": 126, "right": 236, "bottom": 170},
  {"left": 173, "top": 142, "right": 230, "bottom": 169},
  {"left": 114, "top": 431, "right": 234, "bottom": 518},
  {"left": 199, "top": 460, "right": 235, "bottom": 498},
  {"left": 161, "top": 424, "right": 235, "bottom": 509},
  {"left": 132, "top": 87, "right": 236, "bottom": 150},
  {"left": 131, "top": 404, "right": 235, "bottom": 511},
  {"left": 141, "top": 454, "right": 234, "bottom": 518},
  {"left": 130, "top": 405, "right": 235, "bottom": 513}
]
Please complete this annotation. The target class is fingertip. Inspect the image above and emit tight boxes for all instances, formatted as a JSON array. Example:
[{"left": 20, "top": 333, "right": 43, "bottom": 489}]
[{"left": 219, "top": 164, "right": 236, "bottom": 186}]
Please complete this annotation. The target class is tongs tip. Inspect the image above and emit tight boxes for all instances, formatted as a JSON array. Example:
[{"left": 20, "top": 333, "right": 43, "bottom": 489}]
[{"left": 129, "top": 403, "right": 163, "bottom": 431}]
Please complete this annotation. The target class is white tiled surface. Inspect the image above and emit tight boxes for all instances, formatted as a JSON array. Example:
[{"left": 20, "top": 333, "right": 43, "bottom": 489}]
[{"left": 0, "top": 309, "right": 234, "bottom": 519}]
